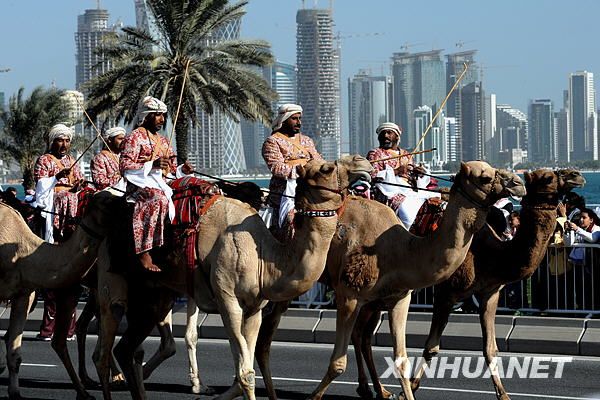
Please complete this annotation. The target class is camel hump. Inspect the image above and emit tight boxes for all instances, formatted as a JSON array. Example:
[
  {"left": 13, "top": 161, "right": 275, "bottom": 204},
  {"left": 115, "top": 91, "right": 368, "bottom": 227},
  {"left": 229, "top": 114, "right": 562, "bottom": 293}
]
[{"left": 340, "top": 249, "right": 379, "bottom": 290}]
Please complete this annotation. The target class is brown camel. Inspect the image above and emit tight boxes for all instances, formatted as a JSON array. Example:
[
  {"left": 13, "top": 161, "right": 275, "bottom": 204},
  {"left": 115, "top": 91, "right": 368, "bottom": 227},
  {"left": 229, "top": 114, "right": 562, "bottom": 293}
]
[
  {"left": 0, "top": 191, "right": 115, "bottom": 400},
  {"left": 254, "top": 161, "right": 526, "bottom": 400},
  {"left": 76, "top": 181, "right": 264, "bottom": 396},
  {"left": 91, "top": 155, "right": 373, "bottom": 400},
  {"left": 404, "top": 168, "right": 585, "bottom": 400}
]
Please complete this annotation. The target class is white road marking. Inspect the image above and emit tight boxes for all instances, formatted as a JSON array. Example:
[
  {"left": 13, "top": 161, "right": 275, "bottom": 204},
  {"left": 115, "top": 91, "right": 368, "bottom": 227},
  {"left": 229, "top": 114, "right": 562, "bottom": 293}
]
[
  {"left": 261, "top": 376, "right": 600, "bottom": 400},
  {"left": 21, "top": 363, "right": 57, "bottom": 367}
]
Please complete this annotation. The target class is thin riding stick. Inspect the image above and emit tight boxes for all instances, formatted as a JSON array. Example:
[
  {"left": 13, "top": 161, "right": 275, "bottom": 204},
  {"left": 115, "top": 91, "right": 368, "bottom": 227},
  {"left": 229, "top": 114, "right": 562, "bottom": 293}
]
[
  {"left": 190, "top": 170, "right": 295, "bottom": 199},
  {"left": 72, "top": 98, "right": 115, "bottom": 166},
  {"left": 369, "top": 148, "right": 437, "bottom": 164},
  {"left": 413, "top": 62, "right": 469, "bottom": 152},
  {"left": 168, "top": 59, "right": 192, "bottom": 149}
]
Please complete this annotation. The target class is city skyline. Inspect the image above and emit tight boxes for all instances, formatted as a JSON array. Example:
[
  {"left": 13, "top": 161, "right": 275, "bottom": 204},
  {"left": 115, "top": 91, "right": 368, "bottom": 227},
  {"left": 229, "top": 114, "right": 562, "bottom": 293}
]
[{"left": 2, "top": 1, "right": 599, "bottom": 125}]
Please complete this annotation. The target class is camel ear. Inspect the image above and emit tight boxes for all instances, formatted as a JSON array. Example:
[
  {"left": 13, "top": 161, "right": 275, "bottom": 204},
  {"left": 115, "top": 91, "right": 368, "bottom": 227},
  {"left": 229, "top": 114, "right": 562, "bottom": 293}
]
[
  {"left": 296, "top": 164, "right": 306, "bottom": 179},
  {"left": 460, "top": 161, "right": 470, "bottom": 176},
  {"left": 524, "top": 171, "right": 533, "bottom": 185},
  {"left": 320, "top": 163, "right": 335, "bottom": 174}
]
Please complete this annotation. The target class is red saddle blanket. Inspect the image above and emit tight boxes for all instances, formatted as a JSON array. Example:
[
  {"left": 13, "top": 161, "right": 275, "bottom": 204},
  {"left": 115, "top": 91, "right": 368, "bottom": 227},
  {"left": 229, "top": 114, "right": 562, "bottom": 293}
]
[
  {"left": 409, "top": 197, "right": 446, "bottom": 236},
  {"left": 170, "top": 176, "right": 221, "bottom": 271}
]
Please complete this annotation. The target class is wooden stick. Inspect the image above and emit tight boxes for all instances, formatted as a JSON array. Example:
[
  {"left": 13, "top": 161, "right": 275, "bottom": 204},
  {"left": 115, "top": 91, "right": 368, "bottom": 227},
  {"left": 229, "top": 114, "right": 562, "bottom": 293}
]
[
  {"left": 168, "top": 59, "right": 192, "bottom": 149},
  {"left": 72, "top": 98, "right": 114, "bottom": 166},
  {"left": 413, "top": 62, "right": 470, "bottom": 152},
  {"left": 369, "top": 148, "right": 437, "bottom": 164}
]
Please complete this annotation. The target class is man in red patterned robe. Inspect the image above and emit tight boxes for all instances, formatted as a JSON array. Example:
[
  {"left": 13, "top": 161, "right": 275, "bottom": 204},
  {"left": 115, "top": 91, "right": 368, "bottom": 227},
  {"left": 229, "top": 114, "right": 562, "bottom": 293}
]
[
  {"left": 262, "top": 103, "right": 322, "bottom": 239},
  {"left": 120, "top": 96, "right": 191, "bottom": 272},
  {"left": 91, "top": 126, "right": 125, "bottom": 190},
  {"left": 33, "top": 123, "right": 83, "bottom": 340}
]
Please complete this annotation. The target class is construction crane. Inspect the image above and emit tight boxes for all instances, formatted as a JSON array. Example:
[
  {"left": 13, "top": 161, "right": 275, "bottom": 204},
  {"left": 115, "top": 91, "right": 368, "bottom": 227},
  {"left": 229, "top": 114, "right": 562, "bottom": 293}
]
[
  {"left": 400, "top": 42, "right": 425, "bottom": 52},
  {"left": 455, "top": 40, "right": 476, "bottom": 49},
  {"left": 335, "top": 31, "right": 386, "bottom": 42}
]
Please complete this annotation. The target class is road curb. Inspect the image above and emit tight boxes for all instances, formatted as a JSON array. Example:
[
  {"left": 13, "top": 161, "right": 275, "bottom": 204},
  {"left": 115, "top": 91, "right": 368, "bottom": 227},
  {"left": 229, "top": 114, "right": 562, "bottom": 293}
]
[{"left": 2, "top": 305, "right": 597, "bottom": 356}]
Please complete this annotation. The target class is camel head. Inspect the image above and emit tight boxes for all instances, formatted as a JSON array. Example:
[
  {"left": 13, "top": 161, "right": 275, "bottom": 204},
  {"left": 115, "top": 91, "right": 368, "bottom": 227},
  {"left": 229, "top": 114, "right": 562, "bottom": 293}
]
[
  {"left": 79, "top": 190, "right": 121, "bottom": 239},
  {"left": 296, "top": 156, "right": 373, "bottom": 211},
  {"left": 453, "top": 161, "right": 526, "bottom": 208},
  {"left": 555, "top": 168, "right": 586, "bottom": 194}
]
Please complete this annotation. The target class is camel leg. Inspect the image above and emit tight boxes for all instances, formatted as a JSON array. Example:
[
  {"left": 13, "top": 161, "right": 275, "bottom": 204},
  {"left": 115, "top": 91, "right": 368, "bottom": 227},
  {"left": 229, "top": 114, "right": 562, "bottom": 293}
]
[
  {"left": 386, "top": 296, "right": 413, "bottom": 400},
  {"left": 478, "top": 290, "right": 511, "bottom": 400},
  {"left": 77, "top": 290, "right": 99, "bottom": 389},
  {"left": 411, "top": 292, "right": 455, "bottom": 395},
  {"left": 256, "top": 301, "right": 290, "bottom": 400},
  {"left": 142, "top": 309, "right": 176, "bottom": 380},
  {"left": 361, "top": 308, "right": 395, "bottom": 400},
  {"left": 6, "top": 292, "right": 34, "bottom": 400},
  {"left": 215, "top": 297, "right": 258, "bottom": 400},
  {"left": 185, "top": 297, "right": 214, "bottom": 395},
  {"left": 114, "top": 287, "right": 175, "bottom": 400},
  {"left": 352, "top": 306, "right": 375, "bottom": 400},
  {"left": 51, "top": 287, "right": 94, "bottom": 400},
  {"left": 308, "top": 296, "right": 360, "bottom": 400},
  {"left": 93, "top": 302, "right": 125, "bottom": 400}
]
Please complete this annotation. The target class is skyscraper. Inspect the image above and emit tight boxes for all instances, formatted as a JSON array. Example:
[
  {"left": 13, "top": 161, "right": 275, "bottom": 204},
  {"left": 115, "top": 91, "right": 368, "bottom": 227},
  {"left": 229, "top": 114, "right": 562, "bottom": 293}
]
[
  {"left": 569, "top": 71, "right": 597, "bottom": 160},
  {"left": 62, "top": 90, "right": 85, "bottom": 136},
  {"left": 391, "top": 50, "right": 445, "bottom": 149},
  {"left": 413, "top": 105, "right": 445, "bottom": 168},
  {"left": 242, "top": 61, "right": 298, "bottom": 170},
  {"left": 75, "top": 6, "right": 121, "bottom": 143},
  {"left": 296, "top": 7, "right": 341, "bottom": 160},
  {"left": 186, "top": 20, "right": 247, "bottom": 175},
  {"left": 446, "top": 51, "right": 479, "bottom": 161},
  {"left": 348, "top": 70, "right": 392, "bottom": 155},
  {"left": 496, "top": 104, "right": 528, "bottom": 163},
  {"left": 528, "top": 99, "right": 554, "bottom": 163},
  {"left": 75, "top": 7, "right": 119, "bottom": 90},
  {"left": 461, "top": 81, "right": 486, "bottom": 161},
  {"left": 484, "top": 94, "right": 497, "bottom": 162}
]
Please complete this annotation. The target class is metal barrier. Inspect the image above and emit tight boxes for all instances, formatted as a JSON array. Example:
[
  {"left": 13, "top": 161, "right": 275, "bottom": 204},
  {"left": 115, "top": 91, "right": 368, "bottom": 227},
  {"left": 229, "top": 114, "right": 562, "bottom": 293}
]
[{"left": 410, "top": 243, "right": 600, "bottom": 317}]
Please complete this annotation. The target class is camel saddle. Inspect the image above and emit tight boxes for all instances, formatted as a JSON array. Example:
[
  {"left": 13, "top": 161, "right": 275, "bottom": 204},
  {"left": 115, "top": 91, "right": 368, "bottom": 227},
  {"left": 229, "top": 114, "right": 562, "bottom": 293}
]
[{"left": 107, "top": 176, "right": 221, "bottom": 282}]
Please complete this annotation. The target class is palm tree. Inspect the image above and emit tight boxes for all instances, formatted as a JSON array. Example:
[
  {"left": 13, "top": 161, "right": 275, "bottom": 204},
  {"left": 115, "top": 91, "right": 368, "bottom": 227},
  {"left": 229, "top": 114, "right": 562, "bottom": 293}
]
[
  {"left": 85, "top": 0, "right": 277, "bottom": 163},
  {"left": 0, "top": 87, "right": 69, "bottom": 189}
]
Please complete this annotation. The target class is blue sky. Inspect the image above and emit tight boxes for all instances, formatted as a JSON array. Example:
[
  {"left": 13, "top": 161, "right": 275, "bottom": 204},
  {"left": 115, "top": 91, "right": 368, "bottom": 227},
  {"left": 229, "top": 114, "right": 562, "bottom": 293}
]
[{"left": 1, "top": 0, "right": 599, "bottom": 130}]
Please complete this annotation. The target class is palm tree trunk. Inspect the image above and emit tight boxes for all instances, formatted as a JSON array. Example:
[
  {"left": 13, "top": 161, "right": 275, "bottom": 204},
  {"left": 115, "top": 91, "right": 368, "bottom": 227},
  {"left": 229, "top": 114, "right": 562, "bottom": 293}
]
[{"left": 175, "top": 119, "right": 189, "bottom": 165}]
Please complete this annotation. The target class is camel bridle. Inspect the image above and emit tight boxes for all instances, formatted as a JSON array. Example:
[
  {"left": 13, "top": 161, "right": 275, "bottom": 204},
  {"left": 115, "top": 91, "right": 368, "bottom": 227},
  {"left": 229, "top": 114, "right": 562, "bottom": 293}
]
[
  {"left": 453, "top": 169, "right": 503, "bottom": 210},
  {"left": 296, "top": 161, "right": 346, "bottom": 217}
]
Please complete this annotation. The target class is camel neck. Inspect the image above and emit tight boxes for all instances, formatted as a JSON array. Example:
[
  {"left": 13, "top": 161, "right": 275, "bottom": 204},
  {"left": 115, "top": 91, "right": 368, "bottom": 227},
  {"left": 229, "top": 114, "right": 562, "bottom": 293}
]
[
  {"left": 498, "top": 205, "right": 556, "bottom": 282},
  {"left": 17, "top": 226, "right": 102, "bottom": 293},
  {"left": 389, "top": 190, "right": 489, "bottom": 289},
  {"left": 262, "top": 214, "right": 338, "bottom": 301}
]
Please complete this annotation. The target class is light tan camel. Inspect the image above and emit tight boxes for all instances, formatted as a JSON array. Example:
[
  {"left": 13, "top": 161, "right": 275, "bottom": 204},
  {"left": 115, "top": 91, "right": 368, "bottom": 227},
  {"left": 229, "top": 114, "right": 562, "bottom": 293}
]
[
  {"left": 405, "top": 168, "right": 585, "bottom": 400},
  {"left": 254, "top": 161, "right": 526, "bottom": 400},
  {"left": 91, "top": 155, "right": 374, "bottom": 400},
  {"left": 0, "top": 192, "right": 115, "bottom": 400}
]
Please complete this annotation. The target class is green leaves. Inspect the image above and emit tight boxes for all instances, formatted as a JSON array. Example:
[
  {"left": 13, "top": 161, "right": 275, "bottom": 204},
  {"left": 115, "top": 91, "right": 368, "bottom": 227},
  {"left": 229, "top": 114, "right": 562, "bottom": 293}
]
[
  {"left": 0, "top": 87, "right": 70, "bottom": 189},
  {"left": 84, "top": 0, "right": 276, "bottom": 163}
]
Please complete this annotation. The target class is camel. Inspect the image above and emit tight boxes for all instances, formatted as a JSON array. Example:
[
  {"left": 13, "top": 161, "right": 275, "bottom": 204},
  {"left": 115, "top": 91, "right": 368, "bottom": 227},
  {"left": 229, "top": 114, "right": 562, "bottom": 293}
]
[
  {"left": 76, "top": 181, "right": 264, "bottom": 396},
  {"left": 254, "top": 161, "right": 527, "bottom": 400},
  {"left": 90, "top": 155, "right": 374, "bottom": 400},
  {"left": 404, "top": 168, "right": 585, "bottom": 400},
  {"left": 0, "top": 191, "right": 116, "bottom": 400}
]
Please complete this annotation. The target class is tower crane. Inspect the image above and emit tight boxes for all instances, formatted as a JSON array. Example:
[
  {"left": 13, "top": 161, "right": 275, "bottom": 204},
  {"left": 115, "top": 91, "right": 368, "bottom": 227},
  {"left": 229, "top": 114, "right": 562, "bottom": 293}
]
[
  {"left": 400, "top": 42, "right": 425, "bottom": 52},
  {"left": 455, "top": 40, "right": 476, "bottom": 49}
]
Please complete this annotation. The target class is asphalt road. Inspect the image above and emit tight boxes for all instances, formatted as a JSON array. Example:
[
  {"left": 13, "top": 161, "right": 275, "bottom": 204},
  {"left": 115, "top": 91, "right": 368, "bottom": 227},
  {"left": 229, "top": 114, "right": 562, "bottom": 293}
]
[{"left": 1, "top": 334, "right": 599, "bottom": 400}]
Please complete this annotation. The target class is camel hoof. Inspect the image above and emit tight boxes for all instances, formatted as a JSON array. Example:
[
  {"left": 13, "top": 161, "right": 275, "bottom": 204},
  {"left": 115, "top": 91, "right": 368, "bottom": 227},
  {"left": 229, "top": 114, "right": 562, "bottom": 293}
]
[
  {"left": 76, "top": 392, "right": 96, "bottom": 400},
  {"left": 376, "top": 393, "right": 397, "bottom": 400},
  {"left": 81, "top": 376, "right": 101, "bottom": 389},
  {"left": 356, "top": 385, "right": 374, "bottom": 399},
  {"left": 193, "top": 385, "right": 216, "bottom": 395}
]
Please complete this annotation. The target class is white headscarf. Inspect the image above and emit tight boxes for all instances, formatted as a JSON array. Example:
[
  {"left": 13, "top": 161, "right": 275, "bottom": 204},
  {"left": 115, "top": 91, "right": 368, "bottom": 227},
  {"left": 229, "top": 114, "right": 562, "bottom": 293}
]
[
  {"left": 271, "top": 103, "right": 303, "bottom": 132},
  {"left": 376, "top": 122, "right": 402, "bottom": 140},
  {"left": 47, "top": 124, "right": 74, "bottom": 145},
  {"left": 135, "top": 96, "right": 168, "bottom": 126},
  {"left": 102, "top": 127, "right": 126, "bottom": 141}
]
